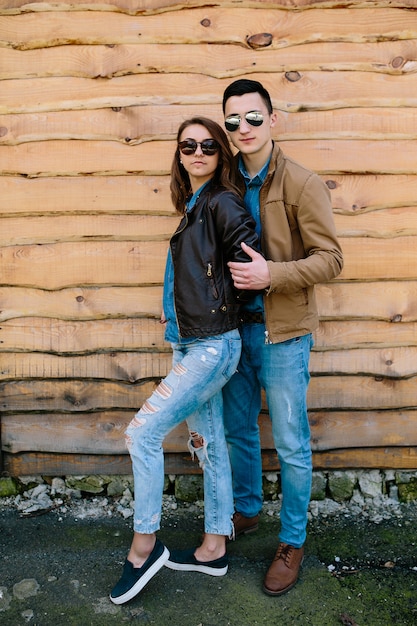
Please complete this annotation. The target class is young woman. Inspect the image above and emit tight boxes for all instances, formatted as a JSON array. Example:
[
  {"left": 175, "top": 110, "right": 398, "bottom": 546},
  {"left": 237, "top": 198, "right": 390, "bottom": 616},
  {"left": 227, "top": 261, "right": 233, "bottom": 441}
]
[{"left": 110, "top": 117, "right": 259, "bottom": 605}]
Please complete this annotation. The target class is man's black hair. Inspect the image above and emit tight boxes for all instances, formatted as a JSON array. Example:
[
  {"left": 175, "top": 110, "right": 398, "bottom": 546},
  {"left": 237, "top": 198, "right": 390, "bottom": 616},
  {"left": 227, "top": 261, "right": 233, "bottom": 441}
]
[{"left": 222, "top": 79, "right": 273, "bottom": 115}]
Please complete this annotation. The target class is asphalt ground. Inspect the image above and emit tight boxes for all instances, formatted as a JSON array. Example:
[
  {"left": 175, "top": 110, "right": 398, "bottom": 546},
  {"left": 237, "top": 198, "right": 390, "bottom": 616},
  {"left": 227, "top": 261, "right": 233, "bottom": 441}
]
[{"left": 0, "top": 501, "right": 416, "bottom": 625}]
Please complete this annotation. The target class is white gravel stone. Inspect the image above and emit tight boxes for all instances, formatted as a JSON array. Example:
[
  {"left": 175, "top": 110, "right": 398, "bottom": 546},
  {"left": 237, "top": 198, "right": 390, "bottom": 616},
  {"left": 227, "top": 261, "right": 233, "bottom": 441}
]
[{"left": 13, "top": 579, "right": 40, "bottom": 600}]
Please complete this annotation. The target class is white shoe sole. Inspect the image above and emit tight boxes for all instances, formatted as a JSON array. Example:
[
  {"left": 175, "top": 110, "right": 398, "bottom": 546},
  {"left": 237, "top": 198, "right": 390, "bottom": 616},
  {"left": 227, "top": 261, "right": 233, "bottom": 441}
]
[{"left": 165, "top": 560, "right": 228, "bottom": 576}]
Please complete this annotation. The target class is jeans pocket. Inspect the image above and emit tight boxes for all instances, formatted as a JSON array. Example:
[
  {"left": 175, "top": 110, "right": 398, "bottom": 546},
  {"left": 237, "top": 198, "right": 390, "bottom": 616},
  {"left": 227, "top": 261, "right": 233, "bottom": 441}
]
[{"left": 221, "top": 337, "right": 242, "bottom": 381}]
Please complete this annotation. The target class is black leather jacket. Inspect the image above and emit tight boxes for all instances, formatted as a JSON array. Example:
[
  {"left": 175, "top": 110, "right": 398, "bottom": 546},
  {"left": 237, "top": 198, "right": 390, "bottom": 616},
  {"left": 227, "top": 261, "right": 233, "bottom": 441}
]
[{"left": 170, "top": 182, "right": 259, "bottom": 338}]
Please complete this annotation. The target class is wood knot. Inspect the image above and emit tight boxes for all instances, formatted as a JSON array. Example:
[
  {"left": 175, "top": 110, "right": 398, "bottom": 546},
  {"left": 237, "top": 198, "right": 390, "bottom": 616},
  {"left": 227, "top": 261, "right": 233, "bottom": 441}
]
[
  {"left": 246, "top": 33, "right": 273, "bottom": 49},
  {"left": 325, "top": 180, "right": 337, "bottom": 190},
  {"left": 76, "top": 296, "right": 84, "bottom": 302},
  {"left": 112, "top": 107, "right": 122, "bottom": 112},
  {"left": 391, "top": 56, "right": 404, "bottom": 69},
  {"left": 0, "top": 127, "right": 8, "bottom": 137},
  {"left": 200, "top": 18, "right": 211, "bottom": 27},
  {"left": 390, "top": 314, "right": 402, "bottom": 323},
  {"left": 285, "top": 71, "right": 302, "bottom": 82}
]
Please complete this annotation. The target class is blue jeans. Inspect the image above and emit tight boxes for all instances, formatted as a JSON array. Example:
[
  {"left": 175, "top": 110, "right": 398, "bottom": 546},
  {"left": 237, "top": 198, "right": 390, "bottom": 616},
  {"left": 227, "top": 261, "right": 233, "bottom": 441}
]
[
  {"left": 222, "top": 324, "right": 313, "bottom": 548},
  {"left": 125, "top": 329, "right": 241, "bottom": 537}
]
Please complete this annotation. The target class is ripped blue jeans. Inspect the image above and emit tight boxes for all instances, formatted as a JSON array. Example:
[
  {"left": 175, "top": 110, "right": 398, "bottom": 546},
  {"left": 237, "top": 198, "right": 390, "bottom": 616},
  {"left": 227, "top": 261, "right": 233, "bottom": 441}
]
[{"left": 125, "top": 329, "right": 241, "bottom": 537}]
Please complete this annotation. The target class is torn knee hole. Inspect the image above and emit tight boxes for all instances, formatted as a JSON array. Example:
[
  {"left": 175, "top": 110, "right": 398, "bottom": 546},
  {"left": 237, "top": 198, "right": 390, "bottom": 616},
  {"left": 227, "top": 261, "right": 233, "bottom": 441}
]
[{"left": 189, "top": 430, "right": 204, "bottom": 449}]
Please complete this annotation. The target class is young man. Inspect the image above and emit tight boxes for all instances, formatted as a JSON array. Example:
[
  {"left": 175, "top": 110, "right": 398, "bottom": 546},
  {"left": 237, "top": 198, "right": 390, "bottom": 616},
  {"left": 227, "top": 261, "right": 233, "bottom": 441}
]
[{"left": 221, "top": 79, "right": 343, "bottom": 596}]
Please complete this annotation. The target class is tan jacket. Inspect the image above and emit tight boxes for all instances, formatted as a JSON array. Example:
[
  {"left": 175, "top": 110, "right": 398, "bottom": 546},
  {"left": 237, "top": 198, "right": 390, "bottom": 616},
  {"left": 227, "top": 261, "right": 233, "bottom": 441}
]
[{"left": 255, "top": 144, "right": 343, "bottom": 343}]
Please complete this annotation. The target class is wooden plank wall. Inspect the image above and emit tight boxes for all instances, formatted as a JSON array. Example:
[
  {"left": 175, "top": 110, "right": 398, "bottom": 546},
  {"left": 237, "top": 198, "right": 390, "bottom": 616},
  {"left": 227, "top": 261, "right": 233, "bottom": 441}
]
[{"left": 1, "top": 0, "right": 417, "bottom": 476}]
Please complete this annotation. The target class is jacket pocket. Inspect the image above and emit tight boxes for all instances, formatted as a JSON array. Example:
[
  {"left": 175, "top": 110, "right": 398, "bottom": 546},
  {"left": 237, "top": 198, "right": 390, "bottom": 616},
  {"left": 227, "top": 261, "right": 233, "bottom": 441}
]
[{"left": 206, "top": 263, "right": 219, "bottom": 299}]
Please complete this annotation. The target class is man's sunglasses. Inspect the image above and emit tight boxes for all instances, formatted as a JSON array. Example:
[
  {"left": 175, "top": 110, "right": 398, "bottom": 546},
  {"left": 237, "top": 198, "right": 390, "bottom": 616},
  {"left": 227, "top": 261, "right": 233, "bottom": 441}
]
[
  {"left": 224, "top": 111, "right": 264, "bottom": 132},
  {"left": 178, "top": 139, "right": 219, "bottom": 156}
]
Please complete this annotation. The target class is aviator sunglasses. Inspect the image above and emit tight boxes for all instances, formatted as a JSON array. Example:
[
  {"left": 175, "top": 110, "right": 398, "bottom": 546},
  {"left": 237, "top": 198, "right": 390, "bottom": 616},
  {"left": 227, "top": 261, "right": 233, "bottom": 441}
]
[
  {"left": 178, "top": 139, "right": 220, "bottom": 156},
  {"left": 224, "top": 110, "right": 264, "bottom": 132}
]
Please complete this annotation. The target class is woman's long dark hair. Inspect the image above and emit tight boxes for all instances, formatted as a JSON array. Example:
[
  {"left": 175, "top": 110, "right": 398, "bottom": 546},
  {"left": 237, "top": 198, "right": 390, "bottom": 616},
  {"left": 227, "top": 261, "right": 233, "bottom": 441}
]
[{"left": 170, "top": 117, "right": 241, "bottom": 214}]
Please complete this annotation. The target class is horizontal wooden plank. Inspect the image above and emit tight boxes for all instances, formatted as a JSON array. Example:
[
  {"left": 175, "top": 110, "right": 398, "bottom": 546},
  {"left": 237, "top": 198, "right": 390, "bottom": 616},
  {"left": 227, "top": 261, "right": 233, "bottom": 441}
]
[
  {"left": 2, "top": 40, "right": 417, "bottom": 82},
  {"left": 2, "top": 72, "right": 417, "bottom": 117},
  {"left": 0, "top": 316, "right": 415, "bottom": 354},
  {"left": 311, "top": 447, "right": 417, "bottom": 470},
  {"left": 3, "top": 409, "right": 417, "bottom": 455},
  {"left": 0, "top": 214, "right": 180, "bottom": 246},
  {"left": 4, "top": 446, "right": 417, "bottom": 477},
  {"left": 1, "top": 316, "right": 416, "bottom": 353},
  {"left": 310, "top": 346, "right": 417, "bottom": 378},
  {"left": 0, "top": 286, "right": 164, "bottom": 322},
  {"left": 2, "top": 1, "right": 416, "bottom": 17},
  {"left": 2, "top": 107, "right": 417, "bottom": 148},
  {"left": 1, "top": 236, "right": 416, "bottom": 288},
  {"left": 329, "top": 174, "right": 417, "bottom": 212},
  {"left": 309, "top": 410, "right": 417, "bottom": 450},
  {"left": 0, "top": 352, "right": 172, "bottom": 382},
  {"left": 2, "top": 174, "right": 417, "bottom": 216},
  {"left": 334, "top": 206, "right": 417, "bottom": 238},
  {"left": 315, "top": 320, "right": 417, "bottom": 349},
  {"left": 309, "top": 376, "right": 417, "bottom": 411},
  {"left": 2, "top": 8, "right": 416, "bottom": 49},
  {"left": 0, "top": 380, "right": 159, "bottom": 412},
  {"left": 1, "top": 375, "right": 415, "bottom": 412},
  {"left": 0, "top": 206, "right": 417, "bottom": 246},
  {"left": 0, "top": 0, "right": 247, "bottom": 13},
  {"left": 1, "top": 346, "right": 416, "bottom": 381},
  {"left": 0, "top": 175, "right": 173, "bottom": 216},
  {"left": 2, "top": 451, "right": 135, "bottom": 476},
  {"left": 1, "top": 241, "right": 169, "bottom": 289},
  {"left": 338, "top": 236, "right": 417, "bottom": 280},
  {"left": 2, "top": 138, "right": 417, "bottom": 176},
  {"left": 0, "top": 317, "right": 168, "bottom": 352},
  {"left": 2, "top": 411, "right": 134, "bottom": 455},
  {"left": 316, "top": 281, "right": 417, "bottom": 322},
  {"left": 2, "top": 205, "right": 416, "bottom": 247},
  {"left": 0, "top": 281, "right": 415, "bottom": 325}
]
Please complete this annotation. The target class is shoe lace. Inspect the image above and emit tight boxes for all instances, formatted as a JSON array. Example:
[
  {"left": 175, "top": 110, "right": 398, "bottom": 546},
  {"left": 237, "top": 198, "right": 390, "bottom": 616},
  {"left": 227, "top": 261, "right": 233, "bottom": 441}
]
[{"left": 274, "top": 543, "right": 294, "bottom": 566}]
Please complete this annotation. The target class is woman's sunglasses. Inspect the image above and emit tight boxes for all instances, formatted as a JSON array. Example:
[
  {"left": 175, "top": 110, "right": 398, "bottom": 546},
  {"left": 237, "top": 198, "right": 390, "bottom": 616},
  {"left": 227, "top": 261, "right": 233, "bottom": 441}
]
[
  {"left": 224, "top": 111, "right": 264, "bottom": 132},
  {"left": 178, "top": 139, "right": 219, "bottom": 156}
]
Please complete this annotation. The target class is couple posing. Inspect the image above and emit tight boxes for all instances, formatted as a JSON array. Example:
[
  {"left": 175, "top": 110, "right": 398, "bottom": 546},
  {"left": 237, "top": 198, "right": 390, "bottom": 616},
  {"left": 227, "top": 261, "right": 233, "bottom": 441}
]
[{"left": 110, "top": 79, "right": 343, "bottom": 604}]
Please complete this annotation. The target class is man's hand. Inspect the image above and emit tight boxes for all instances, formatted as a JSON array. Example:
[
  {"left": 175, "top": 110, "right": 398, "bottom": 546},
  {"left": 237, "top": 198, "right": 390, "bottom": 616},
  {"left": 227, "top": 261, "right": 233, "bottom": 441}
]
[{"left": 228, "top": 242, "right": 271, "bottom": 290}]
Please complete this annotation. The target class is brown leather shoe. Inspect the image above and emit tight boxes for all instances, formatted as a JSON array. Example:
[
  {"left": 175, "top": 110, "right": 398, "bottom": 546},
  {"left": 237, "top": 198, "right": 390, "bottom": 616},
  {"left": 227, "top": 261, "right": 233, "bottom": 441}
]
[
  {"left": 263, "top": 543, "right": 304, "bottom": 596},
  {"left": 232, "top": 511, "right": 259, "bottom": 538}
]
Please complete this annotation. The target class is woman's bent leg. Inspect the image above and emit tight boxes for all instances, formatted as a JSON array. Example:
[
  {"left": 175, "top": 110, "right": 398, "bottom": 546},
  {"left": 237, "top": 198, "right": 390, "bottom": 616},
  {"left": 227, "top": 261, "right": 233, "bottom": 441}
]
[{"left": 126, "top": 331, "right": 241, "bottom": 535}]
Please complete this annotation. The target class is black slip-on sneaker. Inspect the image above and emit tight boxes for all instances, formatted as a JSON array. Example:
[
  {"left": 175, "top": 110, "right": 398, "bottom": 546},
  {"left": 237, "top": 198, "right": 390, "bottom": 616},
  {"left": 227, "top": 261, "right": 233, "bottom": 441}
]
[
  {"left": 110, "top": 539, "right": 169, "bottom": 605},
  {"left": 165, "top": 547, "right": 228, "bottom": 576}
]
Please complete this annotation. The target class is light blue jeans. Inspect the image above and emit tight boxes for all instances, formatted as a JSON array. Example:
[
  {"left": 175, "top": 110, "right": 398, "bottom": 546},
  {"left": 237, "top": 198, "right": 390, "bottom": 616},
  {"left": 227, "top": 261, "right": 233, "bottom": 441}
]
[
  {"left": 125, "top": 329, "right": 241, "bottom": 537},
  {"left": 222, "top": 324, "right": 313, "bottom": 548}
]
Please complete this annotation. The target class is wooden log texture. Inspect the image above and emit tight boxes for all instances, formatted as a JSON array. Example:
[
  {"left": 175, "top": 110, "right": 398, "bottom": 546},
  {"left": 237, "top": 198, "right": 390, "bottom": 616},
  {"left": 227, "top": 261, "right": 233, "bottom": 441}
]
[
  {"left": 2, "top": 410, "right": 417, "bottom": 455},
  {"left": 2, "top": 2, "right": 417, "bottom": 16},
  {"left": 1, "top": 1, "right": 417, "bottom": 475},
  {"left": 2, "top": 138, "right": 417, "bottom": 175},
  {"left": 4, "top": 447, "right": 417, "bottom": 478},
  {"left": 2, "top": 8, "right": 417, "bottom": 51}
]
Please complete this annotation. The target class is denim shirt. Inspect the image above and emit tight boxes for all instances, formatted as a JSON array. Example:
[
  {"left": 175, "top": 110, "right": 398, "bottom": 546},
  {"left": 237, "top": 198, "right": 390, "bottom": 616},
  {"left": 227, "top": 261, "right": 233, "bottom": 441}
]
[
  {"left": 238, "top": 155, "right": 270, "bottom": 313},
  {"left": 162, "top": 181, "right": 210, "bottom": 344}
]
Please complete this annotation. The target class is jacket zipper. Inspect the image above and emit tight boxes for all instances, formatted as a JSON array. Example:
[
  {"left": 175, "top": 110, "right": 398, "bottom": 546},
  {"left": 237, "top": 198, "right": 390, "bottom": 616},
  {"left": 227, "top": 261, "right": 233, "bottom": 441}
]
[{"left": 207, "top": 263, "right": 219, "bottom": 298}]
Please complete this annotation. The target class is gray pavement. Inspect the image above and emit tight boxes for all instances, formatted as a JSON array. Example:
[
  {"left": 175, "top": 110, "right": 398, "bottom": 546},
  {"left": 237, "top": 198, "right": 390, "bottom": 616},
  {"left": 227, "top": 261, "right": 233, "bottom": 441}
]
[{"left": 0, "top": 501, "right": 416, "bottom": 625}]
